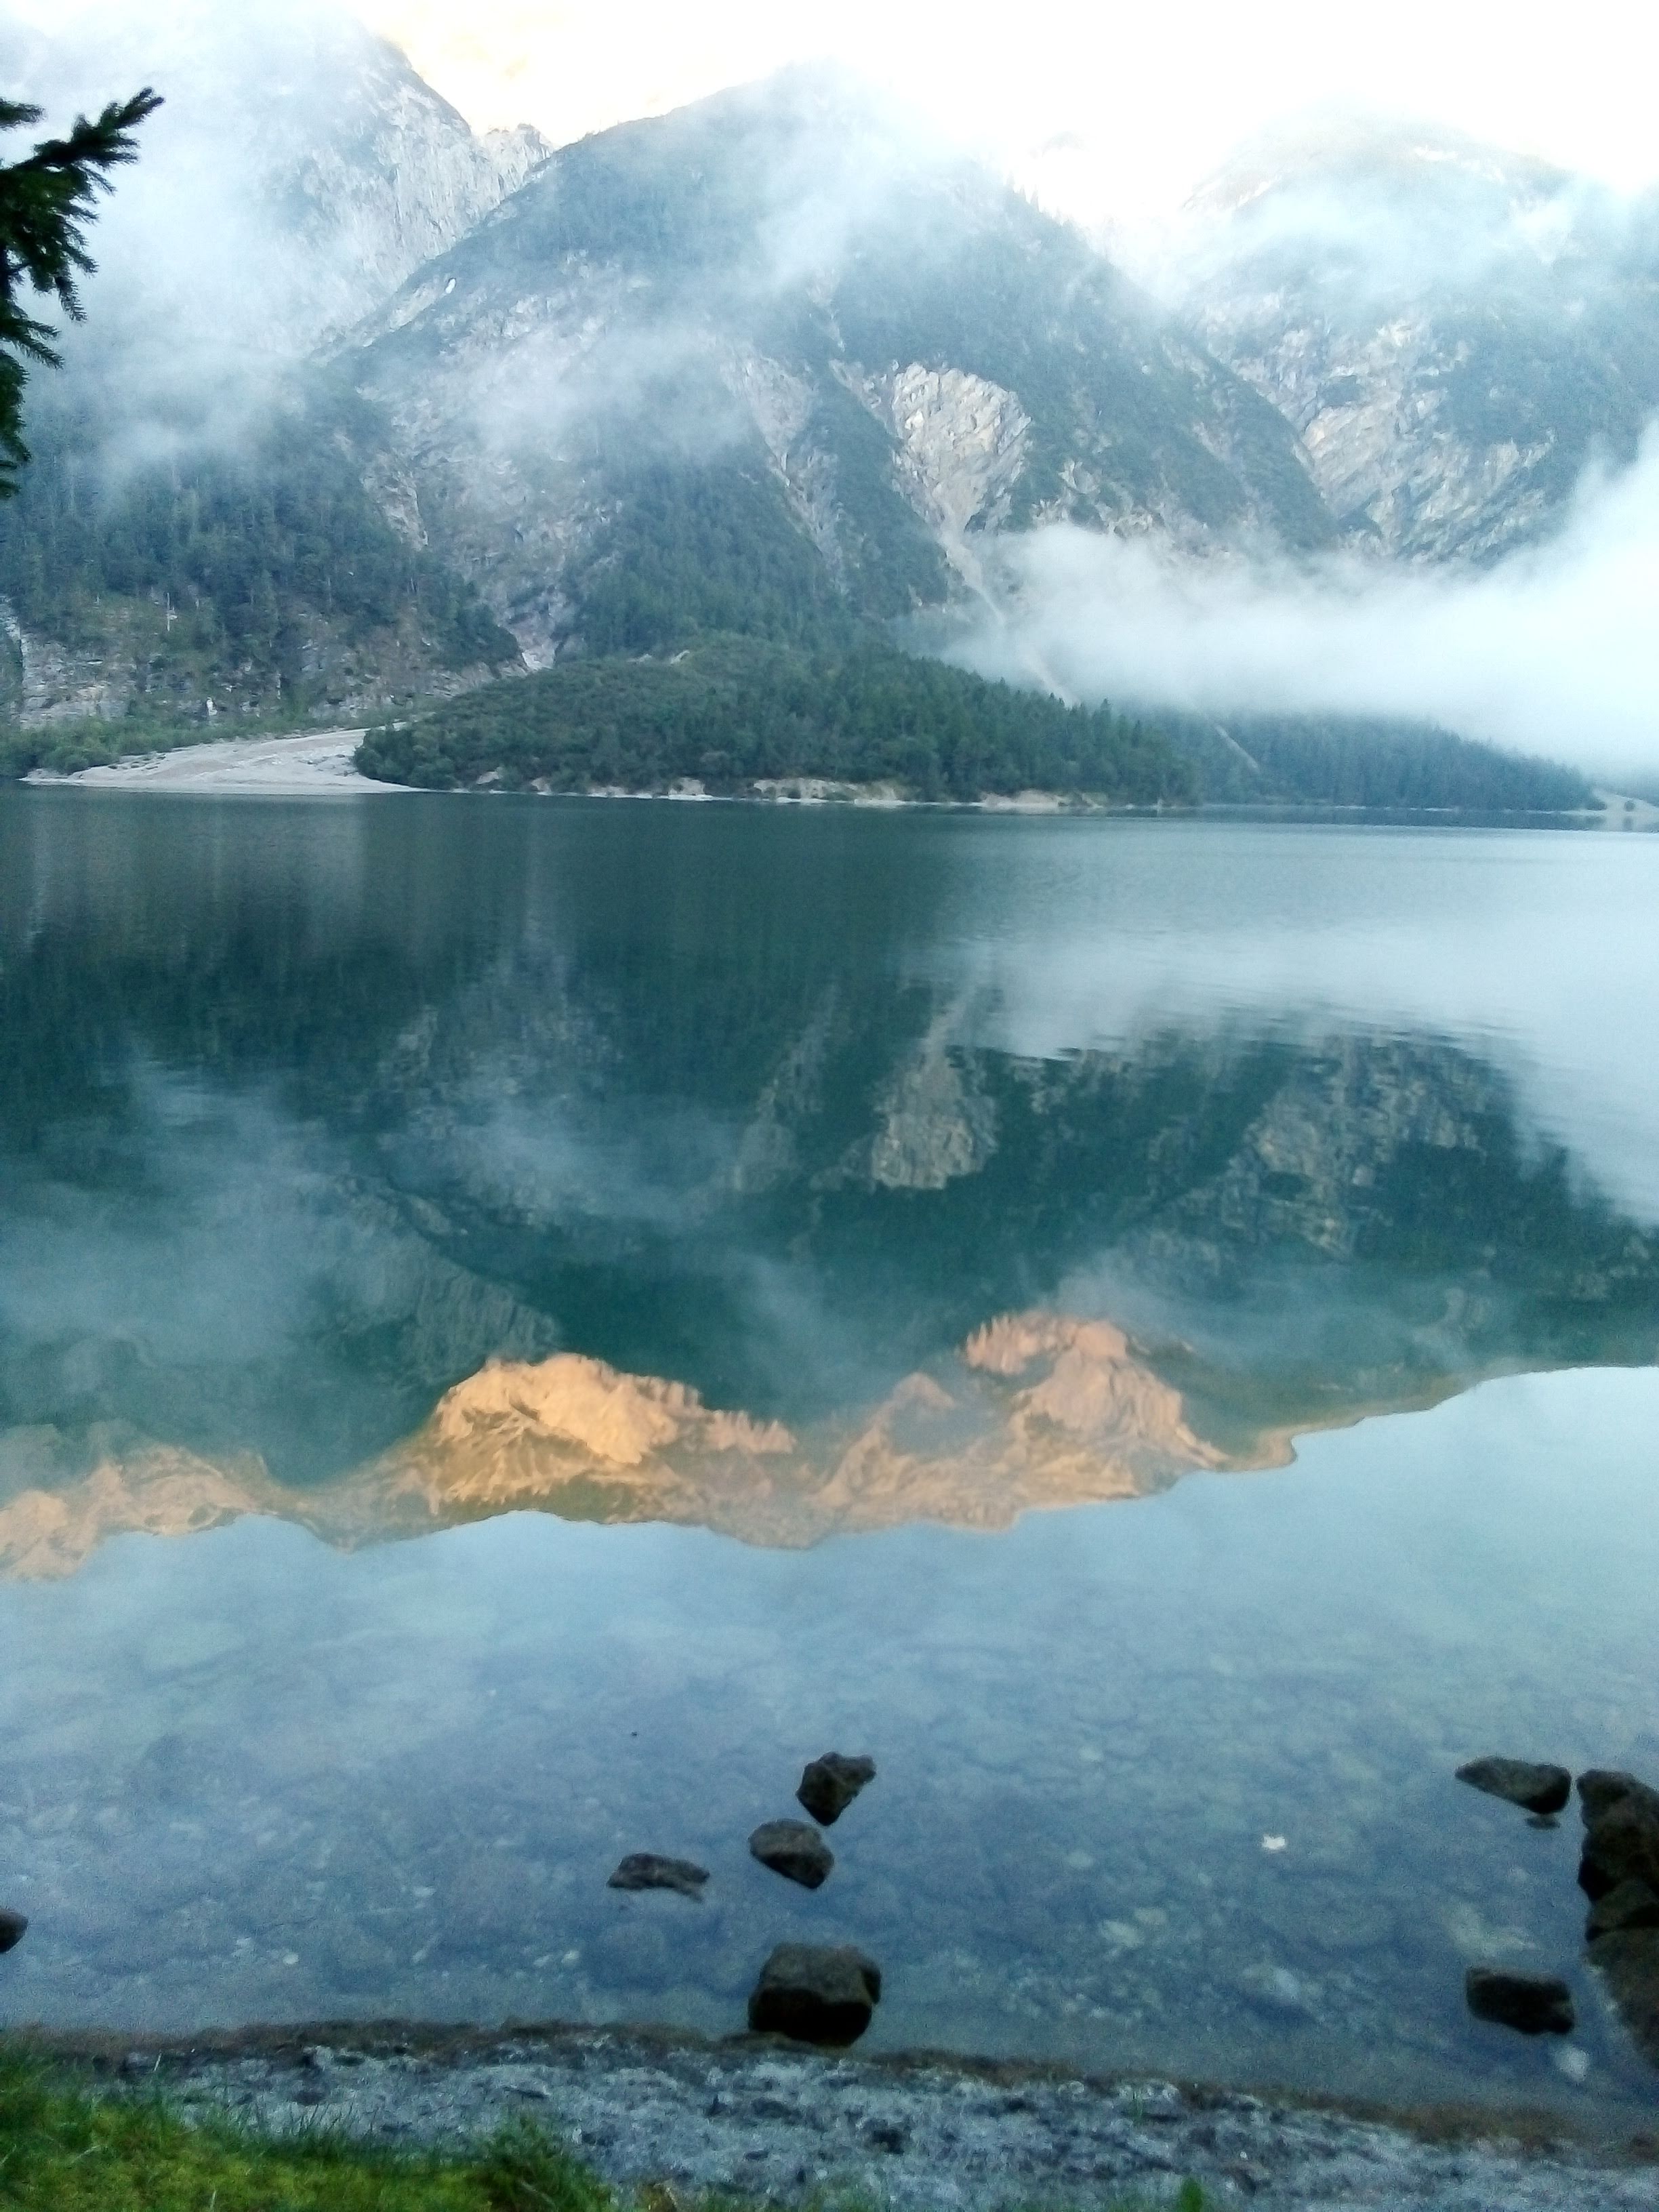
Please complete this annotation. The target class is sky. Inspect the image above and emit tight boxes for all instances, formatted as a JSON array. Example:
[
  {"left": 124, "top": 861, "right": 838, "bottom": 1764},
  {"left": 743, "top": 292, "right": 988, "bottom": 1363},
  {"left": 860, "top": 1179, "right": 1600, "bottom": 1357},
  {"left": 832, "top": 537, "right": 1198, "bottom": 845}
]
[{"left": 364, "top": 0, "right": 1659, "bottom": 224}]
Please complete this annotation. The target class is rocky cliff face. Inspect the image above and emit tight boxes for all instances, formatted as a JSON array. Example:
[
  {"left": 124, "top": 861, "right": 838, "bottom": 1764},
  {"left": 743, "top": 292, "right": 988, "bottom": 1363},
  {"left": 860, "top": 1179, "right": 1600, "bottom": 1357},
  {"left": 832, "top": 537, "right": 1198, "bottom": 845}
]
[
  {"left": 340, "top": 72, "right": 1337, "bottom": 665},
  {"left": 4, "top": 7, "right": 550, "bottom": 356},
  {"left": 1164, "top": 119, "right": 1659, "bottom": 560}
]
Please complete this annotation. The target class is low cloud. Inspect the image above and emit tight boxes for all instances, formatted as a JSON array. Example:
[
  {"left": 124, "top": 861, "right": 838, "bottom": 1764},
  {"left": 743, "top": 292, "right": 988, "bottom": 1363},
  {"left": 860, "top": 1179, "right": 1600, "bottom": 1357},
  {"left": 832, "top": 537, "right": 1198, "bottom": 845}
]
[{"left": 951, "top": 434, "right": 1659, "bottom": 782}]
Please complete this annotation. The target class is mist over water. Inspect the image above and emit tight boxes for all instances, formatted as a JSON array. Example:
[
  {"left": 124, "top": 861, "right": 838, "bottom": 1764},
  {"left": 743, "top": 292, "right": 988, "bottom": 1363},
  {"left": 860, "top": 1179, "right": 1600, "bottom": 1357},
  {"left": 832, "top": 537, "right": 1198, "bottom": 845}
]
[{"left": 3, "top": 791, "right": 1659, "bottom": 2116}]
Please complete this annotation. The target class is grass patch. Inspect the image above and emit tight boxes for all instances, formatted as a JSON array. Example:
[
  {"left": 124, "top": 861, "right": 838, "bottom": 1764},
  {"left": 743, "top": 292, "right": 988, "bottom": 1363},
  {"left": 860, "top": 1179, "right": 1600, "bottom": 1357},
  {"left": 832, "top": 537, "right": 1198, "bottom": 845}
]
[
  {"left": 0, "top": 2049, "right": 1210, "bottom": 2212},
  {"left": 0, "top": 2055, "right": 602, "bottom": 2212}
]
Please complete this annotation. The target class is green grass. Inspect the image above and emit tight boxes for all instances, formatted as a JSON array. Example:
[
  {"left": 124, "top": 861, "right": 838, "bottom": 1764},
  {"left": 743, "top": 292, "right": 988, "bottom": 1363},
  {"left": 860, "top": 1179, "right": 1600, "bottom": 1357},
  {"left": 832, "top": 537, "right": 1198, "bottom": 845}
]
[{"left": 0, "top": 2049, "right": 1208, "bottom": 2212}]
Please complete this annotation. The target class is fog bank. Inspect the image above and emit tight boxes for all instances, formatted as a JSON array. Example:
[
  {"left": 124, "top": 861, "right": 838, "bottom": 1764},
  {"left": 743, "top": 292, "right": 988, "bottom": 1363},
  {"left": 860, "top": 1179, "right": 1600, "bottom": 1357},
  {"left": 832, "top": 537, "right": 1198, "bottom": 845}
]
[{"left": 956, "top": 434, "right": 1659, "bottom": 783}]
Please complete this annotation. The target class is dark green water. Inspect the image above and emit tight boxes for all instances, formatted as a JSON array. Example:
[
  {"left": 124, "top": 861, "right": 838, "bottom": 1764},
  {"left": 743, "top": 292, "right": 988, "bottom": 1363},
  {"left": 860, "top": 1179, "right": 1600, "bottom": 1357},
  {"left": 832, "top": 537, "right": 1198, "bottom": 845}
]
[{"left": 2, "top": 789, "right": 1658, "bottom": 2119}]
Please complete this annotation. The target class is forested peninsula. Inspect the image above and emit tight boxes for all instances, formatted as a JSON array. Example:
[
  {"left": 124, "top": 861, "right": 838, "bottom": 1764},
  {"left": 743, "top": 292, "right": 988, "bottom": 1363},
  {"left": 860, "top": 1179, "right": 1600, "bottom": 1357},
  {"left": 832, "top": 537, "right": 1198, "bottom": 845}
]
[
  {"left": 356, "top": 635, "right": 1192, "bottom": 804},
  {"left": 357, "top": 633, "right": 1595, "bottom": 815}
]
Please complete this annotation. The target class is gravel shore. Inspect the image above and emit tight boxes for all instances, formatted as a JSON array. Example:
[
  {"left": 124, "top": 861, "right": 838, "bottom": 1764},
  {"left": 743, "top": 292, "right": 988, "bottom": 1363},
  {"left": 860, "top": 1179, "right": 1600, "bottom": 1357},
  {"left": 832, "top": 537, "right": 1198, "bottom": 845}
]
[{"left": 35, "top": 2022, "right": 1659, "bottom": 2211}]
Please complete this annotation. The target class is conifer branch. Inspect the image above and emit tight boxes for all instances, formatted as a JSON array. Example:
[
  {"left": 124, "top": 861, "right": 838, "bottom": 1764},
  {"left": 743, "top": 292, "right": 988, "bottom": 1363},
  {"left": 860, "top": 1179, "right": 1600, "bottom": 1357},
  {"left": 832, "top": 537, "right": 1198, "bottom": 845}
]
[{"left": 0, "top": 87, "right": 162, "bottom": 489}]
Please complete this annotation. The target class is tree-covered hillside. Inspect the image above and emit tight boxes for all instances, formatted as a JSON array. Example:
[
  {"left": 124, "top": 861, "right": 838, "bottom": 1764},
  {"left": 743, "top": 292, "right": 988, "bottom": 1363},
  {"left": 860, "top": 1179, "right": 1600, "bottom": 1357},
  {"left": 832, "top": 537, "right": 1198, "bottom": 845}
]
[
  {"left": 357, "top": 633, "right": 1195, "bottom": 804},
  {"left": 1165, "top": 708, "right": 1594, "bottom": 813},
  {"left": 0, "top": 381, "right": 519, "bottom": 731}
]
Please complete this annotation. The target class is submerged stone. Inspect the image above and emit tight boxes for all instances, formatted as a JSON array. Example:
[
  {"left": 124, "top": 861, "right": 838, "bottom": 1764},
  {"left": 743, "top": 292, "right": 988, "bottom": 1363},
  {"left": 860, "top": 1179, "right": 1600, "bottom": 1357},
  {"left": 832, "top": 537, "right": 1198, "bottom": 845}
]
[
  {"left": 747, "top": 1942, "right": 882, "bottom": 2044},
  {"left": 1455, "top": 1757, "right": 1571, "bottom": 1816},
  {"left": 1465, "top": 1967, "right": 1575, "bottom": 2035},
  {"left": 1578, "top": 1769, "right": 1659, "bottom": 1825},
  {"left": 607, "top": 1853, "right": 709, "bottom": 1899},
  {"left": 1576, "top": 1770, "right": 1659, "bottom": 1902},
  {"left": 1586, "top": 1929, "right": 1659, "bottom": 2066},
  {"left": 0, "top": 1908, "right": 26, "bottom": 1954},
  {"left": 750, "top": 1820, "right": 834, "bottom": 1889},
  {"left": 1586, "top": 1879, "right": 1659, "bottom": 1940},
  {"left": 798, "top": 1752, "right": 876, "bottom": 1826}
]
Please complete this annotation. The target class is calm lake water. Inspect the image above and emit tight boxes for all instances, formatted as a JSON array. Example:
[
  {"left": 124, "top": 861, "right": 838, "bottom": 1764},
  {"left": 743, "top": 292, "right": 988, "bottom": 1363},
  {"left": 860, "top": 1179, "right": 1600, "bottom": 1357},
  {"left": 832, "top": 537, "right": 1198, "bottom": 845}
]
[{"left": 3, "top": 790, "right": 1658, "bottom": 2122}]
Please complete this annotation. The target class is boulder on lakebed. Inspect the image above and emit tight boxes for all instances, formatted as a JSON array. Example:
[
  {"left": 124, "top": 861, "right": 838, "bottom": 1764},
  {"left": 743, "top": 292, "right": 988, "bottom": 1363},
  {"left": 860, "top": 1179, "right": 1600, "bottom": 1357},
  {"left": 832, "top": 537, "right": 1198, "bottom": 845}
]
[
  {"left": 749, "top": 1820, "right": 834, "bottom": 1889},
  {"left": 797, "top": 1753, "right": 876, "bottom": 1826},
  {"left": 1586, "top": 1879, "right": 1659, "bottom": 1940},
  {"left": 1465, "top": 1967, "right": 1575, "bottom": 2035},
  {"left": 1576, "top": 1770, "right": 1659, "bottom": 1901},
  {"left": 748, "top": 1942, "right": 882, "bottom": 2044},
  {"left": 0, "top": 1908, "right": 26, "bottom": 1954},
  {"left": 1586, "top": 1931, "right": 1659, "bottom": 2066},
  {"left": 1455, "top": 1757, "right": 1571, "bottom": 1816},
  {"left": 607, "top": 1853, "right": 709, "bottom": 1899}
]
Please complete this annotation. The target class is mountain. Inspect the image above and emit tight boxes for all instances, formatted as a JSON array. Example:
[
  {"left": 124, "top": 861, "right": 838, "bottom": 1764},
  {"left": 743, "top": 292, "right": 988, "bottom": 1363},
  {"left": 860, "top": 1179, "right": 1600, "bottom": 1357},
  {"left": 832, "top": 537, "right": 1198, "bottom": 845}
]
[
  {"left": 1165, "top": 116, "right": 1659, "bottom": 561},
  {"left": 1, "top": 8, "right": 550, "bottom": 355},
  {"left": 337, "top": 70, "right": 1337, "bottom": 672},
  {"left": 0, "top": 7, "right": 546, "bottom": 733},
  {"left": 0, "top": 38, "right": 1628, "bottom": 801}
]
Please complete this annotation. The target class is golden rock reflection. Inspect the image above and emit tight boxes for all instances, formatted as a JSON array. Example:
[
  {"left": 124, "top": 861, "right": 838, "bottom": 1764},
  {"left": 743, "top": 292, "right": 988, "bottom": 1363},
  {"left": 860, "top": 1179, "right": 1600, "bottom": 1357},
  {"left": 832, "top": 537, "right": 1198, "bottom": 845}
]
[{"left": 1, "top": 1311, "right": 1398, "bottom": 1578}]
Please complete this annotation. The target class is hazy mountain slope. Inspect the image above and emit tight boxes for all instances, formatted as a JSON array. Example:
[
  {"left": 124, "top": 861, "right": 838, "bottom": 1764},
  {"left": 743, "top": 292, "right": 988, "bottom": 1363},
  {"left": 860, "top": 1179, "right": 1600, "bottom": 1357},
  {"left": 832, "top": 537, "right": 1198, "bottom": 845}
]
[
  {"left": 342, "top": 72, "right": 1339, "bottom": 666},
  {"left": 1168, "top": 118, "right": 1659, "bottom": 561},
  {"left": 0, "top": 9, "right": 546, "bottom": 731},
  {"left": 1, "top": 7, "right": 550, "bottom": 357}
]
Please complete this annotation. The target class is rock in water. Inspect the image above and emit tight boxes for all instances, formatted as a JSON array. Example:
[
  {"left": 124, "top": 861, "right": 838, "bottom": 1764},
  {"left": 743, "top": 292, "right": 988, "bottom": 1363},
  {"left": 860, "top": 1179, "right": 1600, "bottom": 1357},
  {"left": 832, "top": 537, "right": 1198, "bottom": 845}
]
[
  {"left": 1587, "top": 1930, "right": 1659, "bottom": 2066},
  {"left": 797, "top": 1753, "right": 876, "bottom": 1826},
  {"left": 1465, "top": 1967, "right": 1575, "bottom": 2035},
  {"left": 1579, "top": 1769, "right": 1659, "bottom": 1823},
  {"left": 748, "top": 1942, "right": 882, "bottom": 2044},
  {"left": 749, "top": 1820, "right": 834, "bottom": 1889},
  {"left": 1586, "top": 1879, "right": 1659, "bottom": 1940},
  {"left": 0, "top": 1908, "right": 26, "bottom": 1954},
  {"left": 1576, "top": 1770, "right": 1659, "bottom": 1901},
  {"left": 1455, "top": 1757, "right": 1571, "bottom": 1816},
  {"left": 607, "top": 1853, "right": 709, "bottom": 1898}
]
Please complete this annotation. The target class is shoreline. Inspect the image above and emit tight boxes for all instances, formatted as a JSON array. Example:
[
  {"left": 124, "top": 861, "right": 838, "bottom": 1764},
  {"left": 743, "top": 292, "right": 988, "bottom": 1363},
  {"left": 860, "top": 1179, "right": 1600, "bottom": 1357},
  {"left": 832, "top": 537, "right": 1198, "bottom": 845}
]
[
  {"left": 15, "top": 731, "right": 1642, "bottom": 823},
  {"left": 16, "top": 2020, "right": 1659, "bottom": 2209}
]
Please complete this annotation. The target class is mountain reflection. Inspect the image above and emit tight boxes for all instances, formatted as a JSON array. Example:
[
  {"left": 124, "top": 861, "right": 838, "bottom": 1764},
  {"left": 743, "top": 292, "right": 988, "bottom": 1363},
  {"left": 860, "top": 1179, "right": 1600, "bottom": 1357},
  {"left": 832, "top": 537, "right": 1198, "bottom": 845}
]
[{"left": 3, "top": 792, "right": 1657, "bottom": 1574}]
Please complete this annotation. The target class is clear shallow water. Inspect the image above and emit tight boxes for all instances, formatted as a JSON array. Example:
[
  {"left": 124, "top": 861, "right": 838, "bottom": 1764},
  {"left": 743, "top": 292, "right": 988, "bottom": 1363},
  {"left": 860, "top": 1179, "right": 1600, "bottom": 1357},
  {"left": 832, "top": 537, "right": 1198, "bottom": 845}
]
[{"left": 2, "top": 791, "right": 1658, "bottom": 2121}]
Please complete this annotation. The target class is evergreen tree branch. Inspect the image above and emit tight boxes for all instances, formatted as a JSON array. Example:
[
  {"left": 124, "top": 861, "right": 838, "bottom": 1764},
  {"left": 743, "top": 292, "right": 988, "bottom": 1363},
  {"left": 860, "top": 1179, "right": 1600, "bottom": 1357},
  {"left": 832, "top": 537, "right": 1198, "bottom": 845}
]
[{"left": 0, "top": 86, "right": 161, "bottom": 489}]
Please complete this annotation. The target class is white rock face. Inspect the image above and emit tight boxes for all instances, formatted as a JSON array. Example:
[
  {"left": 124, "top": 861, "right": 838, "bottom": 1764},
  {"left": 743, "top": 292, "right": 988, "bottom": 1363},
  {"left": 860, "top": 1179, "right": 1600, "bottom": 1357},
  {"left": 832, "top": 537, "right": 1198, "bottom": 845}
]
[
  {"left": 285, "top": 66, "right": 550, "bottom": 340},
  {"left": 724, "top": 348, "right": 850, "bottom": 585},
  {"left": 1165, "top": 121, "right": 1656, "bottom": 562},
  {"left": 11, "top": 11, "right": 551, "bottom": 359},
  {"left": 1196, "top": 301, "right": 1557, "bottom": 560},
  {"left": 848, "top": 363, "right": 1031, "bottom": 583}
]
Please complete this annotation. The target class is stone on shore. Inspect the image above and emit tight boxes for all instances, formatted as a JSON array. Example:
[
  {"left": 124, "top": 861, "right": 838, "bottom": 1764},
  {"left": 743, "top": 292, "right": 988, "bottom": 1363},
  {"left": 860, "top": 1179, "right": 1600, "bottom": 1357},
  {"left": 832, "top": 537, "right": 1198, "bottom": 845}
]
[
  {"left": 797, "top": 1753, "right": 876, "bottom": 1826},
  {"left": 747, "top": 1942, "right": 883, "bottom": 2044},
  {"left": 750, "top": 1820, "right": 834, "bottom": 1889},
  {"left": 1455, "top": 1757, "right": 1571, "bottom": 1816},
  {"left": 1576, "top": 1770, "right": 1659, "bottom": 1901},
  {"left": 1465, "top": 1967, "right": 1575, "bottom": 2035},
  {"left": 607, "top": 1853, "right": 710, "bottom": 1899},
  {"left": 0, "top": 1908, "right": 26, "bottom": 1954}
]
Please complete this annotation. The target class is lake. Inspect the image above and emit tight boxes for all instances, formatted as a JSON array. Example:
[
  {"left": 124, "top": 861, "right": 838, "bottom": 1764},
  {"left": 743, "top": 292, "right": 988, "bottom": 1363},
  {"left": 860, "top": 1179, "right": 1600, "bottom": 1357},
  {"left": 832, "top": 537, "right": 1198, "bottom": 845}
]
[{"left": 3, "top": 789, "right": 1658, "bottom": 2123}]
